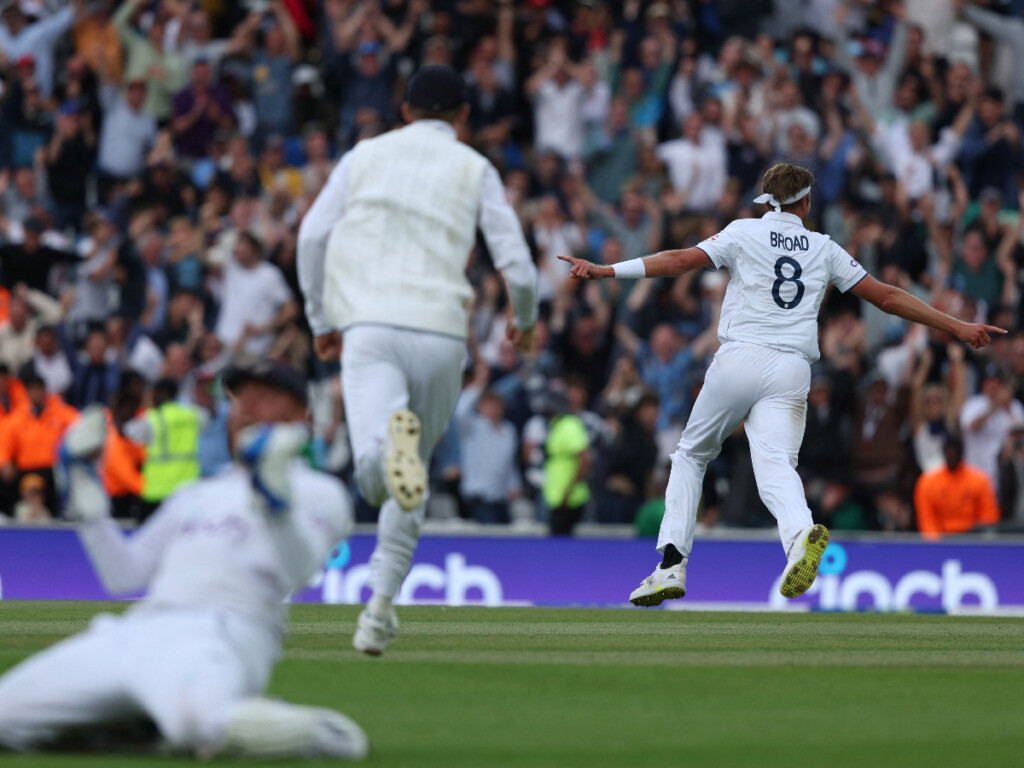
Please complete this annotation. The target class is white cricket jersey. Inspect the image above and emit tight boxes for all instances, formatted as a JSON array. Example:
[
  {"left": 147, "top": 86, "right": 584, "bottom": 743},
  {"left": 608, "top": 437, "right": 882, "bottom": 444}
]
[
  {"left": 697, "top": 211, "right": 867, "bottom": 362},
  {"left": 78, "top": 462, "right": 352, "bottom": 632},
  {"left": 297, "top": 120, "right": 538, "bottom": 339}
]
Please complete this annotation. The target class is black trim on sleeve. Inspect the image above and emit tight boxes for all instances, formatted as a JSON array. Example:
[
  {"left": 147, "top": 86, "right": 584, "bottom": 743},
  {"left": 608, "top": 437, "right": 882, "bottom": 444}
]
[
  {"left": 694, "top": 246, "right": 718, "bottom": 271},
  {"left": 842, "top": 273, "right": 868, "bottom": 294}
]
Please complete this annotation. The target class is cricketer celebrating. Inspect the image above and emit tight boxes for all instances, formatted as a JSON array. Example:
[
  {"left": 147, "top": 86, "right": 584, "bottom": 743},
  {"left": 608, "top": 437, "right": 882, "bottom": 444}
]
[
  {"left": 559, "top": 163, "right": 1004, "bottom": 606},
  {"left": 298, "top": 64, "right": 538, "bottom": 654},
  {"left": 0, "top": 361, "right": 367, "bottom": 760}
]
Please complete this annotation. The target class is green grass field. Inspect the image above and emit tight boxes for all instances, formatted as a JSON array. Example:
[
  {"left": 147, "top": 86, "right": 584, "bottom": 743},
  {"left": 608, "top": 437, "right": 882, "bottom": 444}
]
[{"left": 1, "top": 602, "right": 1022, "bottom": 768}]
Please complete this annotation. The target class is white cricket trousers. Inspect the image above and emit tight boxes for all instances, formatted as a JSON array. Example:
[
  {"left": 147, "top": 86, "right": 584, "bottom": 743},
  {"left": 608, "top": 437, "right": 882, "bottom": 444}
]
[
  {"left": 341, "top": 324, "right": 467, "bottom": 600},
  {"left": 658, "top": 341, "right": 814, "bottom": 559},
  {"left": 0, "top": 606, "right": 279, "bottom": 753}
]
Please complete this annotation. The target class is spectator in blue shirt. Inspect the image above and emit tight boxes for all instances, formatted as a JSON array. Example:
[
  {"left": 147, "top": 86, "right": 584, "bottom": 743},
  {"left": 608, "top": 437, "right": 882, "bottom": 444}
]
[
  {"left": 626, "top": 323, "right": 718, "bottom": 432},
  {"left": 67, "top": 327, "right": 120, "bottom": 410}
]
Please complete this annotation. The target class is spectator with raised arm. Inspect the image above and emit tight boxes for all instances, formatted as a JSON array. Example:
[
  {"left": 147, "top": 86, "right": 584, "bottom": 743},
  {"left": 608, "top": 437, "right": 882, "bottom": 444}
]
[
  {"left": 911, "top": 343, "right": 967, "bottom": 474},
  {"left": 97, "top": 78, "right": 158, "bottom": 203},
  {"left": 959, "top": 0, "right": 1024, "bottom": 125},
  {"left": 961, "top": 366, "right": 1024, "bottom": 493},
  {"left": 830, "top": 1, "right": 909, "bottom": 118},
  {"left": 114, "top": 0, "right": 188, "bottom": 122},
  {"left": 0, "top": 1, "right": 79, "bottom": 98},
  {"left": 526, "top": 41, "right": 587, "bottom": 161}
]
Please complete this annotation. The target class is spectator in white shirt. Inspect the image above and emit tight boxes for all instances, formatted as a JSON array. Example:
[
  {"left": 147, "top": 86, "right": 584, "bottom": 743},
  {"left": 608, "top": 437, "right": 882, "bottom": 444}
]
[
  {"left": 526, "top": 43, "right": 586, "bottom": 160},
  {"left": 577, "top": 57, "right": 611, "bottom": 133},
  {"left": 657, "top": 112, "right": 727, "bottom": 213},
  {"left": 69, "top": 211, "right": 120, "bottom": 327},
  {"left": 531, "top": 195, "right": 586, "bottom": 302},
  {"left": 853, "top": 79, "right": 974, "bottom": 202},
  {"left": 0, "top": 286, "right": 62, "bottom": 372},
  {"left": 961, "top": 367, "right": 1024, "bottom": 493},
  {"left": 22, "top": 325, "right": 73, "bottom": 396},
  {"left": 96, "top": 77, "right": 157, "bottom": 201},
  {"left": 214, "top": 232, "right": 297, "bottom": 361},
  {"left": 768, "top": 78, "right": 821, "bottom": 156}
]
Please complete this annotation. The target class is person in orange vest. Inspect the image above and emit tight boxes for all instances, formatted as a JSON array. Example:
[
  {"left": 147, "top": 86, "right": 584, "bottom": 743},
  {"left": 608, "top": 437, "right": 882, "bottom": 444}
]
[
  {"left": 0, "top": 364, "right": 30, "bottom": 514},
  {"left": 914, "top": 437, "right": 1001, "bottom": 539},
  {"left": 0, "top": 373, "right": 79, "bottom": 514},
  {"left": 100, "top": 392, "right": 146, "bottom": 520}
]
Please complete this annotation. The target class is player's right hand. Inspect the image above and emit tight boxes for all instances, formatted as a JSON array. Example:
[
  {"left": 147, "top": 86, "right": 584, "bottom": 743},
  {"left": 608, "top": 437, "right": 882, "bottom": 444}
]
[
  {"left": 557, "top": 255, "right": 614, "bottom": 280},
  {"left": 314, "top": 331, "right": 342, "bottom": 361},
  {"left": 957, "top": 322, "right": 1007, "bottom": 350}
]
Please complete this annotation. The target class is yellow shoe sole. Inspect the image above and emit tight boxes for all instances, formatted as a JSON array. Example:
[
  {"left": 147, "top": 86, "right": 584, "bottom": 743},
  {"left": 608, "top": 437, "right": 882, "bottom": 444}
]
[
  {"left": 385, "top": 410, "right": 426, "bottom": 512},
  {"left": 630, "top": 585, "right": 686, "bottom": 607},
  {"left": 780, "top": 524, "right": 830, "bottom": 599}
]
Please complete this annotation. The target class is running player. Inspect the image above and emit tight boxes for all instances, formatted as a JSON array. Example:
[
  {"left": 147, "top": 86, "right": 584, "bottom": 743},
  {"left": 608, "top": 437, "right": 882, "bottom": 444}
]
[
  {"left": 298, "top": 65, "right": 538, "bottom": 654},
  {"left": 558, "top": 163, "right": 1004, "bottom": 606},
  {"left": 0, "top": 362, "right": 368, "bottom": 760}
]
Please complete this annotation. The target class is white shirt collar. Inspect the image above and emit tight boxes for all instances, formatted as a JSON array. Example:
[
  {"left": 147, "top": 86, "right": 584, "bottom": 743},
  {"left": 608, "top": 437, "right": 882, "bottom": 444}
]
[
  {"left": 763, "top": 211, "right": 805, "bottom": 226},
  {"left": 408, "top": 119, "right": 457, "bottom": 138}
]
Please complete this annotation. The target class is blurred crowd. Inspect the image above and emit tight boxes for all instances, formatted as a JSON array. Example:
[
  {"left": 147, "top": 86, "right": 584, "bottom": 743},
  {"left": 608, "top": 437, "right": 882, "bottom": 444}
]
[{"left": 3, "top": 0, "right": 1024, "bottom": 537}]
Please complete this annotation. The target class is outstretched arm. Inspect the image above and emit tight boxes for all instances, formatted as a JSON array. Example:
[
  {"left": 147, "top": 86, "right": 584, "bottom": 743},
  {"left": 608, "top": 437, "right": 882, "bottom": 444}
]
[
  {"left": 557, "top": 247, "right": 713, "bottom": 280},
  {"left": 850, "top": 274, "right": 1005, "bottom": 349},
  {"left": 61, "top": 407, "right": 173, "bottom": 594}
]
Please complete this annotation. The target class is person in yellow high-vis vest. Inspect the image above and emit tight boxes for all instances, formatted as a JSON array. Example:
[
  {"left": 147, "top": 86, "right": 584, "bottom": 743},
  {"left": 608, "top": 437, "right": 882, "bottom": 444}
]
[{"left": 124, "top": 378, "right": 203, "bottom": 520}]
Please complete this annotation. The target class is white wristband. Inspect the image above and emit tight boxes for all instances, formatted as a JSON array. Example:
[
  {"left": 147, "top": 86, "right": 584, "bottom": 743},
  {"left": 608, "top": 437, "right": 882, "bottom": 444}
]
[{"left": 612, "top": 258, "right": 646, "bottom": 279}]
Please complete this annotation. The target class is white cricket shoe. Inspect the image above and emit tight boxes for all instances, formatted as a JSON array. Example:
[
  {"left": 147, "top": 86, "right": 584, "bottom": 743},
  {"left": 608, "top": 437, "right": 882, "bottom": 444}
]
[
  {"left": 779, "top": 524, "right": 830, "bottom": 599},
  {"left": 352, "top": 607, "right": 399, "bottom": 656},
  {"left": 310, "top": 708, "right": 369, "bottom": 759},
  {"left": 213, "top": 698, "right": 368, "bottom": 760},
  {"left": 629, "top": 560, "right": 687, "bottom": 607},
  {"left": 236, "top": 422, "right": 310, "bottom": 515},
  {"left": 384, "top": 410, "right": 426, "bottom": 511}
]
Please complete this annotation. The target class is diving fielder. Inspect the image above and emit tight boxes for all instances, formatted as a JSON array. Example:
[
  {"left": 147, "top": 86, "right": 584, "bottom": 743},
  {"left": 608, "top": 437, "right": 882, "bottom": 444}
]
[
  {"left": 559, "top": 163, "right": 1004, "bottom": 606},
  {"left": 298, "top": 65, "right": 538, "bottom": 654},
  {"left": 0, "top": 362, "right": 368, "bottom": 760}
]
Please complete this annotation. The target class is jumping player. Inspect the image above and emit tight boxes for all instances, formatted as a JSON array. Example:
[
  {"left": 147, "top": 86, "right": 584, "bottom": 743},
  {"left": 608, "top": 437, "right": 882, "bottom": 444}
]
[
  {"left": 297, "top": 65, "right": 538, "bottom": 653},
  {"left": 558, "top": 163, "right": 1004, "bottom": 606},
  {"left": 0, "top": 362, "right": 368, "bottom": 760}
]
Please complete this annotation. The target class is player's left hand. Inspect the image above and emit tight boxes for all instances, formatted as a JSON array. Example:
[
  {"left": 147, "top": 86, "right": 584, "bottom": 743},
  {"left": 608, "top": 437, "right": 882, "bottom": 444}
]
[
  {"left": 236, "top": 423, "right": 311, "bottom": 516},
  {"left": 557, "top": 255, "right": 614, "bottom": 280},
  {"left": 957, "top": 322, "right": 1007, "bottom": 350},
  {"left": 507, "top": 323, "right": 537, "bottom": 352},
  {"left": 314, "top": 331, "right": 342, "bottom": 361}
]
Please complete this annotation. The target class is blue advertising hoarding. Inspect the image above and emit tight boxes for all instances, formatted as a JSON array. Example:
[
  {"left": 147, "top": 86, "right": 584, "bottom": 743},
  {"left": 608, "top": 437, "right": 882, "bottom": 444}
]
[{"left": 0, "top": 528, "right": 1021, "bottom": 614}]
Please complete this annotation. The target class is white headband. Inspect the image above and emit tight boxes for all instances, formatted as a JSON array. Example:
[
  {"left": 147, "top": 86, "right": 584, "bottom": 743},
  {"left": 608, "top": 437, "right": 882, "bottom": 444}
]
[{"left": 753, "top": 185, "right": 811, "bottom": 212}]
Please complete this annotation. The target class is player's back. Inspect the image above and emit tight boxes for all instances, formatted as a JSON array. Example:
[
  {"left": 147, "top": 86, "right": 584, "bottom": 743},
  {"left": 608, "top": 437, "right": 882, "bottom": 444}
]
[
  {"left": 323, "top": 121, "right": 490, "bottom": 339},
  {"left": 698, "top": 211, "right": 865, "bottom": 362}
]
